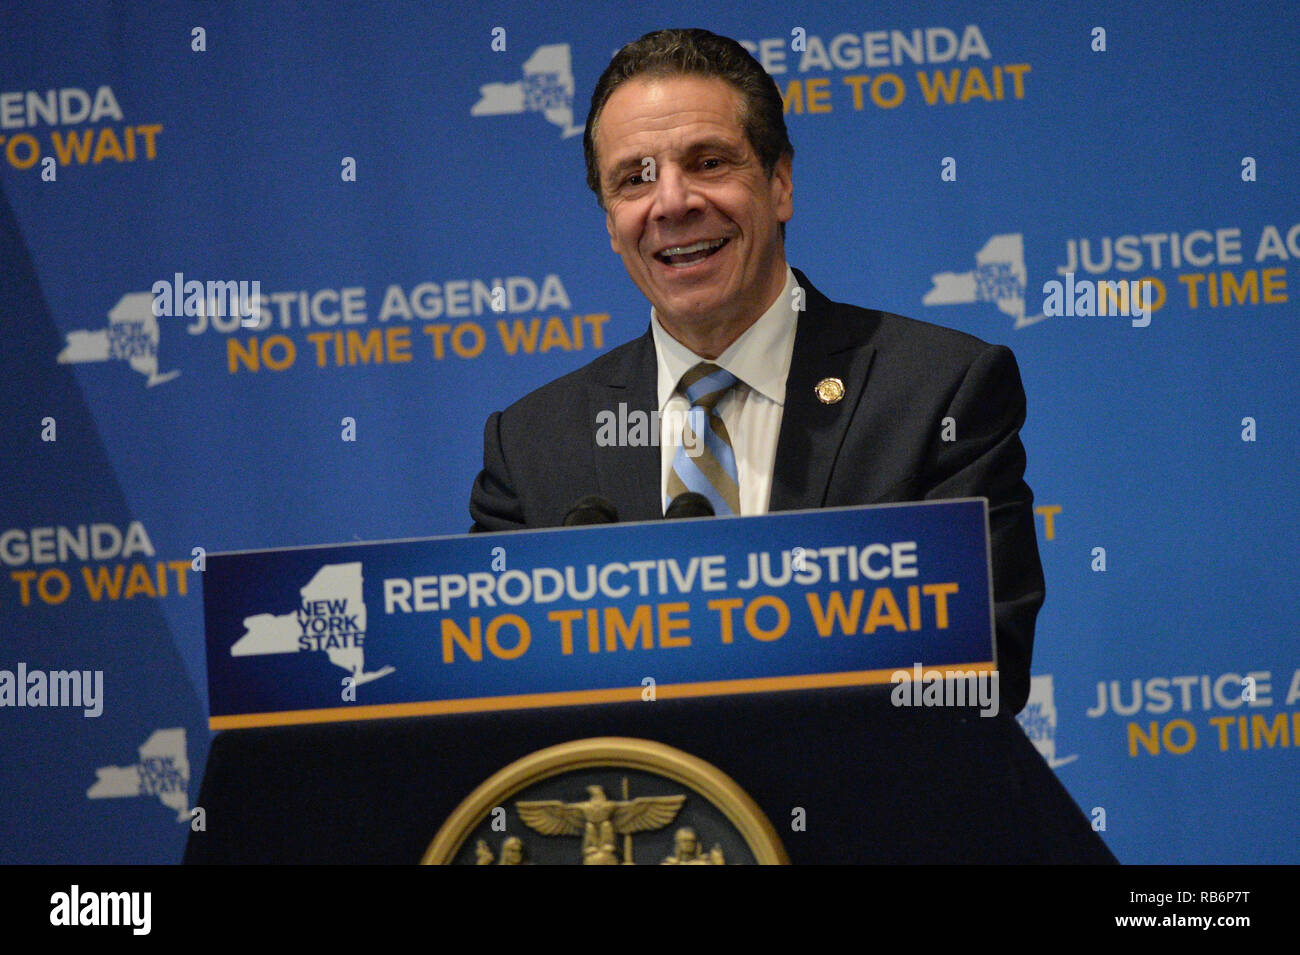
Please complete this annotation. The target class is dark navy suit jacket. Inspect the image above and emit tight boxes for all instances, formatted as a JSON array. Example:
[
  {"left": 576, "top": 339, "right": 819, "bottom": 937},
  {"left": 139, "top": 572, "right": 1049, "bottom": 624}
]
[{"left": 469, "top": 269, "right": 1045, "bottom": 712}]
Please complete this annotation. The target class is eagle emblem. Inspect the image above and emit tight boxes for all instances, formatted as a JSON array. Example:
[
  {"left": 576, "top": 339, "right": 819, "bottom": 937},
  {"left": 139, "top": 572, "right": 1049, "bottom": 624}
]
[{"left": 517, "top": 783, "right": 685, "bottom": 865}]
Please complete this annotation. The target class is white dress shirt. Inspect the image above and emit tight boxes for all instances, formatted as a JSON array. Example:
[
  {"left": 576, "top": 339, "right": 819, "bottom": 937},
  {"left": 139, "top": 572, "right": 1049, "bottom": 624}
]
[{"left": 650, "top": 266, "right": 800, "bottom": 516}]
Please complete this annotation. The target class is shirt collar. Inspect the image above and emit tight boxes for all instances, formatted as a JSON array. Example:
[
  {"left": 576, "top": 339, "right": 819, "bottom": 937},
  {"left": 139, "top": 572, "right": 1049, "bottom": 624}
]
[{"left": 650, "top": 266, "right": 799, "bottom": 411}]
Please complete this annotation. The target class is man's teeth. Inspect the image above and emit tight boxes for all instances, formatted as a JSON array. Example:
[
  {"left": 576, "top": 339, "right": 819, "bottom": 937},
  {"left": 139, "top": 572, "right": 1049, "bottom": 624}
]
[
  {"left": 664, "top": 238, "right": 723, "bottom": 255},
  {"left": 658, "top": 238, "right": 726, "bottom": 264}
]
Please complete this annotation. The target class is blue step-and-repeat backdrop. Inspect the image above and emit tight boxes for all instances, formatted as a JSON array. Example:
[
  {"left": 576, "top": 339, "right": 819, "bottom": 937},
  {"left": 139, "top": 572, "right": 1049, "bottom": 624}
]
[{"left": 1, "top": 1, "right": 1296, "bottom": 863}]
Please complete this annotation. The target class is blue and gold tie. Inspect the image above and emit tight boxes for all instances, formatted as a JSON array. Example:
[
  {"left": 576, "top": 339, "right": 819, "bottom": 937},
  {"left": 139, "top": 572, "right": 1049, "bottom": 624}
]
[{"left": 666, "top": 362, "right": 741, "bottom": 516}]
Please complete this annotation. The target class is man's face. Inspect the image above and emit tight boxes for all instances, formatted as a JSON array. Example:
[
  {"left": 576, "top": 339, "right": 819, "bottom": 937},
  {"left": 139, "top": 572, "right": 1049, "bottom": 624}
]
[{"left": 596, "top": 75, "right": 793, "bottom": 337}]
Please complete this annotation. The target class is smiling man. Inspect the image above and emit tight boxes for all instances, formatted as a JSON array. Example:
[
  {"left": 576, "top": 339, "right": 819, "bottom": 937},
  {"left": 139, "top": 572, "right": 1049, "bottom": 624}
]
[
  {"left": 468, "top": 29, "right": 1045, "bottom": 713},
  {"left": 595, "top": 70, "right": 792, "bottom": 360}
]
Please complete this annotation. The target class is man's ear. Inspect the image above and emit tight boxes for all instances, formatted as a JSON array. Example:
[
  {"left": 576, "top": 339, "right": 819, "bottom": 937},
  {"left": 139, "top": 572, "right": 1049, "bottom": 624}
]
[
  {"left": 606, "top": 208, "right": 618, "bottom": 252},
  {"left": 772, "top": 153, "right": 794, "bottom": 223}
]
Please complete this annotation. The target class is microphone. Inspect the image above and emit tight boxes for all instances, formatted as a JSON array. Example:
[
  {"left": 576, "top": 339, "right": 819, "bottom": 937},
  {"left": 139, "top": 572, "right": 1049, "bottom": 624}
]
[
  {"left": 563, "top": 495, "right": 620, "bottom": 526},
  {"left": 664, "top": 492, "right": 715, "bottom": 520}
]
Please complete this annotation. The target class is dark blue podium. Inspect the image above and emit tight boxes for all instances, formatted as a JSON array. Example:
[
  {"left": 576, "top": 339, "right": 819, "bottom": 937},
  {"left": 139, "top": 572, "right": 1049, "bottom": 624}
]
[{"left": 185, "top": 684, "right": 1115, "bottom": 864}]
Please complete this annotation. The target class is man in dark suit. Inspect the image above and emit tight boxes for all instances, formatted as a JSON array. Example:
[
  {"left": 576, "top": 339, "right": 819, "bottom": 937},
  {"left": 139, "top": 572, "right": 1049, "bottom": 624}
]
[{"left": 469, "top": 29, "right": 1044, "bottom": 713}]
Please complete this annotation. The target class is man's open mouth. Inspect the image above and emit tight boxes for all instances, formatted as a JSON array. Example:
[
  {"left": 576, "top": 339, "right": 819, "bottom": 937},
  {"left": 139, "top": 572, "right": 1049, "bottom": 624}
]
[{"left": 655, "top": 237, "right": 729, "bottom": 267}]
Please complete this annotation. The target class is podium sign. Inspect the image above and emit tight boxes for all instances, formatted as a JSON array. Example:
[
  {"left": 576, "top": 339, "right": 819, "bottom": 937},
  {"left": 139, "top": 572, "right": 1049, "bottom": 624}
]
[{"left": 203, "top": 499, "right": 995, "bottom": 729}]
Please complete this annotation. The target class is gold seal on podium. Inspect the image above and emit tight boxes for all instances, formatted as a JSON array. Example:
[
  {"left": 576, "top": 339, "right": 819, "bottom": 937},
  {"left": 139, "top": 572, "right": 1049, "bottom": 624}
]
[{"left": 422, "top": 737, "right": 788, "bottom": 865}]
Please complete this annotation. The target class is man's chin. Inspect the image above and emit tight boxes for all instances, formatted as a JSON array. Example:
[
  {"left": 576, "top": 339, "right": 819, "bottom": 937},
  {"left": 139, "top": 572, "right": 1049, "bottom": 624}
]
[
  {"left": 652, "top": 296, "right": 726, "bottom": 329},
  {"left": 646, "top": 276, "right": 731, "bottom": 313}
]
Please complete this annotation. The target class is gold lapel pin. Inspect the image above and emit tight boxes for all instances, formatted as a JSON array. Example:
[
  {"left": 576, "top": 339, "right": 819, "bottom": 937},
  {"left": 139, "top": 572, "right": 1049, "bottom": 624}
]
[{"left": 815, "top": 377, "right": 845, "bottom": 404}]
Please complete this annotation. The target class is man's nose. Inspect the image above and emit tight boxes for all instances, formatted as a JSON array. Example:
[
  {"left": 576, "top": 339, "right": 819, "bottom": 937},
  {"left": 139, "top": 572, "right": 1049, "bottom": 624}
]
[{"left": 650, "top": 164, "right": 704, "bottom": 221}]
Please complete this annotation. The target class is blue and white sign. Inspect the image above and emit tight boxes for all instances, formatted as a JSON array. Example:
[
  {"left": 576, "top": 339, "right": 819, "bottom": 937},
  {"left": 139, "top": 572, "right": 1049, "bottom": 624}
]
[{"left": 204, "top": 500, "right": 994, "bottom": 728}]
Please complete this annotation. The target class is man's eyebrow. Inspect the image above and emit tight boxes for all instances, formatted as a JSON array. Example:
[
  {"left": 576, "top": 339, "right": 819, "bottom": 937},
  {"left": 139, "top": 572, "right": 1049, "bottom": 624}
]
[
  {"left": 679, "top": 136, "right": 746, "bottom": 159},
  {"left": 604, "top": 153, "right": 649, "bottom": 181}
]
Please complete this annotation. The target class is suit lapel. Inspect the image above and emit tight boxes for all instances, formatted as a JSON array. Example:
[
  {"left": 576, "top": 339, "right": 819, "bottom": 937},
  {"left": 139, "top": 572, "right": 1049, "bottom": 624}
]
[
  {"left": 589, "top": 332, "right": 663, "bottom": 522},
  {"left": 769, "top": 269, "right": 879, "bottom": 512}
]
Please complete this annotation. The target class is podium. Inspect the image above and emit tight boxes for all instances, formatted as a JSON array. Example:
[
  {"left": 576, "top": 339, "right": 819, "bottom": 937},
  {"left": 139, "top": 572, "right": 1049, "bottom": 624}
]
[
  {"left": 187, "top": 500, "right": 1114, "bottom": 864},
  {"left": 185, "top": 684, "right": 1114, "bottom": 863}
]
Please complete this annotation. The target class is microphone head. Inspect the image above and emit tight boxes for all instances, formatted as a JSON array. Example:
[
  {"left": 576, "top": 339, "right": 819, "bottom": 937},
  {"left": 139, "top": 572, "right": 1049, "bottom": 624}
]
[
  {"left": 563, "top": 495, "right": 619, "bottom": 526},
  {"left": 664, "top": 491, "right": 715, "bottom": 520}
]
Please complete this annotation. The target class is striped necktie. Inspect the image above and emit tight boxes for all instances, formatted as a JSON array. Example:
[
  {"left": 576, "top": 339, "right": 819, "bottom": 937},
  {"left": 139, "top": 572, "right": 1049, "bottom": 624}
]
[{"left": 666, "top": 362, "right": 741, "bottom": 516}]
